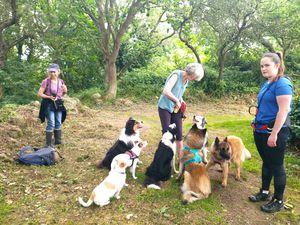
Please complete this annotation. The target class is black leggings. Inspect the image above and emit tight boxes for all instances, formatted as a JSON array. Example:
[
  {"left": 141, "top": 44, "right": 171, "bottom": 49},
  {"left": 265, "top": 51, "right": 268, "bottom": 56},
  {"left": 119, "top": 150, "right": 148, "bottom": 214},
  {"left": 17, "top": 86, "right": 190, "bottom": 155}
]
[
  {"left": 158, "top": 107, "right": 183, "bottom": 141},
  {"left": 254, "top": 127, "right": 290, "bottom": 200}
]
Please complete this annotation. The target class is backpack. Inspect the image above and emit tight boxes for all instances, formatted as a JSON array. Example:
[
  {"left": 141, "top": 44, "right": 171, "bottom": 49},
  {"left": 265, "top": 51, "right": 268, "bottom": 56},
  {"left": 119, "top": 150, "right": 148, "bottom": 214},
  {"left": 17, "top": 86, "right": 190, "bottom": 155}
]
[{"left": 16, "top": 146, "right": 62, "bottom": 166}]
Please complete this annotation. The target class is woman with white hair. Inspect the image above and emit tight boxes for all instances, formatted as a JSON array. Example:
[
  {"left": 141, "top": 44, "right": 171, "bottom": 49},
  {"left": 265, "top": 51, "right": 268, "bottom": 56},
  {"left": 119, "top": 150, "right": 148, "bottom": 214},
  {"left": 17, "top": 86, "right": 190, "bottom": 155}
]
[{"left": 157, "top": 62, "right": 204, "bottom": 177}]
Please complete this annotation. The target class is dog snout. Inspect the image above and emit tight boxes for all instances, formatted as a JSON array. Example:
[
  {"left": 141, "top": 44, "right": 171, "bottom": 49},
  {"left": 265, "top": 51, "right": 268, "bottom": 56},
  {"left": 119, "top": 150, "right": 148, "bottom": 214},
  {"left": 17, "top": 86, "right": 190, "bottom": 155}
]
[{"left": 220, "top": 150, "right": 230, "bottom": 160}]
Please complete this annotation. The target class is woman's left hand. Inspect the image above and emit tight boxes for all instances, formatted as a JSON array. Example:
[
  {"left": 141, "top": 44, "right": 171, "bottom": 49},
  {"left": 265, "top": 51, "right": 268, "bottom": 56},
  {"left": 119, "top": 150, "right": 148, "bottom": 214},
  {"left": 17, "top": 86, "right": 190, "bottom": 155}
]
[{"left": 267, "top": 133, "right": 277, "bottom": 147}]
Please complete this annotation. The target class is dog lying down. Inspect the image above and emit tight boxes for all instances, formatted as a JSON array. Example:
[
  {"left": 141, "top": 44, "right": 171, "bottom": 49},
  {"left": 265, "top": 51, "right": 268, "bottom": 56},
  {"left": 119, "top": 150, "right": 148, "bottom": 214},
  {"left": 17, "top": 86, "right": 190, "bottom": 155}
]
[
  {"left": 206, "top": 135, "right": 251, "bottom": 187},
  {"left": 78, "top": 154, "right": 128, "bottom": 207},
  {"left": 144, "top": 123, "right": 177, "bottom": 190}
]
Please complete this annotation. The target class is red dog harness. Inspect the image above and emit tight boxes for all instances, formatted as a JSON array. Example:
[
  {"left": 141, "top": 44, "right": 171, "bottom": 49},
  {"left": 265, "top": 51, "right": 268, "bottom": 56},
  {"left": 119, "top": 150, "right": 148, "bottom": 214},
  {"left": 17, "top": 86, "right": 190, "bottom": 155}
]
[{"left": 126, "top": 151, "right": 138, "bottom": 167}]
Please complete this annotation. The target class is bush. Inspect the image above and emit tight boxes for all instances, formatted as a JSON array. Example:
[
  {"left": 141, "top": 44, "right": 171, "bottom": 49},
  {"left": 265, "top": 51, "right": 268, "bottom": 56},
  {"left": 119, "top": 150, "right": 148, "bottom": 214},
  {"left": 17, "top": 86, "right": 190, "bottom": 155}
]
[
  {"left": 290, "top": 95, "right": 300, "bottom": 150},
  {"left": 74, "top": 87, "right": 106, "bottom": 107},
  {"left": 0, "top": 104, "right": 18, "bottom": 123},
  {"left": 118, "top": 69, "right": 166, "bottom": 102},
  {"left": 0, "top": 60, "right": 44, "bottom": 106}
]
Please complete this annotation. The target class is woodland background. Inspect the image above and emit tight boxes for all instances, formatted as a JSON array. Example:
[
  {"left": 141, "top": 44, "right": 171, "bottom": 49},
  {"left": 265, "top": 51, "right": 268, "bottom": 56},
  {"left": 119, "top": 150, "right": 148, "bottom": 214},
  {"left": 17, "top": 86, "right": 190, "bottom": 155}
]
[{"left": 0, "top": 0, "right": 299, "bottom": 148}]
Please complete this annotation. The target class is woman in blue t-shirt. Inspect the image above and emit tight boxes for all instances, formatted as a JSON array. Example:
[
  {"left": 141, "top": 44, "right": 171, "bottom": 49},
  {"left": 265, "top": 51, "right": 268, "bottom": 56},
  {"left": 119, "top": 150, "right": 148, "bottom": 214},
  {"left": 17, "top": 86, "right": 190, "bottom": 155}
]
[
  {"left": 249, "top": 53, "right": 293, "bottom": 213},
  {"left": 157, "top": 63, "right": 204, "bottom": 172}
]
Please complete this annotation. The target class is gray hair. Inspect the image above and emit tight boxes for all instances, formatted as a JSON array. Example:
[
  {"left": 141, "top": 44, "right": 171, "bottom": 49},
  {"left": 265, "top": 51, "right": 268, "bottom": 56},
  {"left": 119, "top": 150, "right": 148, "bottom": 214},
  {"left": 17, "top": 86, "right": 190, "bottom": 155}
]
[{"left": 185, "top": 63, "right": 204, "bottom": 81}]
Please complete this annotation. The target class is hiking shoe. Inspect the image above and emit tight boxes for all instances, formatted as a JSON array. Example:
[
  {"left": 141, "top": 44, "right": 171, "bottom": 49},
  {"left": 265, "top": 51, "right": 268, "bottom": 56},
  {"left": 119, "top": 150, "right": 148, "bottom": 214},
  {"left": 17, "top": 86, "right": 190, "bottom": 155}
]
[
  {"left": 249, "top": 190, "right": 272, "bottom": 202},
  {"left": 261, "top": 198, "right": 284, "bottom": 213}
]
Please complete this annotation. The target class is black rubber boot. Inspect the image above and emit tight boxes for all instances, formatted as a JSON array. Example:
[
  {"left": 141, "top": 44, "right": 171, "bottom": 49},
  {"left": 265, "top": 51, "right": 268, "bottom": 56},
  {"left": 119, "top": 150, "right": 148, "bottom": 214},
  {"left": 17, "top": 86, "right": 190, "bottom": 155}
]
[
  {"left": 261, "top": 198, "right": 284, "bottom": 213},
  {"left": 54, "top": 129, "right": 62, "bottom": 145},
  {"left": 46, "top": 131, "right": 53, "bottom": 147},
  {"left": 249, "top": 189, "right": 272, "bottom": 202}
]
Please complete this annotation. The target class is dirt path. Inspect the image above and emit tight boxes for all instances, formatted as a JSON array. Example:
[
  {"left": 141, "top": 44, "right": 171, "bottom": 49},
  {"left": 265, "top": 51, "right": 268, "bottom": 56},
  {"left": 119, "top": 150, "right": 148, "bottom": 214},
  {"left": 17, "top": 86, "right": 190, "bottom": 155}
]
[{"left": 0, "top": 99, "right": 297, "bottom": 224}]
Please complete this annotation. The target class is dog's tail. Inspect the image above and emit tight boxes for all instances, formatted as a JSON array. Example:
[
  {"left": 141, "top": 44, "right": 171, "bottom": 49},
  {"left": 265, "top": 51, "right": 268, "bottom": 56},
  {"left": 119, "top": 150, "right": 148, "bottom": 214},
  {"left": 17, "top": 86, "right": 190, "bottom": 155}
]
[
  {"left": 78, "top": 193, "right": 94, "bottom": 207},
  {"left": 242, "top": 148, "right": 251, "bottom": 161}
]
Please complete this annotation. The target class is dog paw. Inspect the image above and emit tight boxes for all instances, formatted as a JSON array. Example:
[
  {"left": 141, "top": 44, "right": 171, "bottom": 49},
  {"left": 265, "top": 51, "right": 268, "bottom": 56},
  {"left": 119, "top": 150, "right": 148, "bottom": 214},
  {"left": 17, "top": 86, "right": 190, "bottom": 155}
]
[
  {"left": 116, "top": 196, "right": 121, "bottom": 199},
  {"left": 221, "top": 182, "right": 227, "bottom": 187},
  {"left": 235, "top": 176, "right": 241, "bottom": 181},
  {"left": 124, "top": 183, "right": 129, "bottom": 187},
  {"left": 133, "top": 176, "right": 137, "bottom": 179},
  {"left": 147, "top": 184, "right": 161, "bottom": 190}
]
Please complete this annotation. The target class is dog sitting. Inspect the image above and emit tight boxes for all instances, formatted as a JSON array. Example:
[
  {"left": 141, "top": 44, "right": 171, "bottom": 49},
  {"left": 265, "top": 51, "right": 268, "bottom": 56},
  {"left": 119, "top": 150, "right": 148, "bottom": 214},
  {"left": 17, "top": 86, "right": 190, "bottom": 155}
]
[
  {"left": 206, "top": 135, "right": 251, "bottom": 187},
  {"left": 78, "top": 154, "right": 128, "bottom": 207},
  {"left": 179, "top": 115, "right": 211, "bottom": 204},
  {"left": 144, "top": 123, "right": 177, "bottom": 189},
  {"left": 118, "top": 140, "right": 148, "bottom": 180},
  {"left": 177, "top": 115, "right": 209, "bottom": 180},
  {"left": 96, "top": 117, "right": 143, "bottom": 170},
  {"left": 181, "top": 163, "right": 211, "bottom": 204}
]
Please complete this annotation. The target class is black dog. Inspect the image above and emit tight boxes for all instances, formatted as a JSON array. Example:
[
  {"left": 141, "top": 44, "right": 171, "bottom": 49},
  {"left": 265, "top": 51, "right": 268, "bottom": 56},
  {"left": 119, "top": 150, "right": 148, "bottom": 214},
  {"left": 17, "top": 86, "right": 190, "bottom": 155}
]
[
  {"left": 144, "top": 123, "right": 177, "bottom": 189},
  {"left": 96, "top": 117, "right": 143, "bottom": 170}
]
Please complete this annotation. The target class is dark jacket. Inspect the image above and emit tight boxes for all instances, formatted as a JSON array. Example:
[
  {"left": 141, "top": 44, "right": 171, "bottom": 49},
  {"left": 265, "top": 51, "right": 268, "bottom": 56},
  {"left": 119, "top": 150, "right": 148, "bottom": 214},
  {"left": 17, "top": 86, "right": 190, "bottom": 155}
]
[{"left": 38, "top": 98, "right": 67, "bottom": 123}]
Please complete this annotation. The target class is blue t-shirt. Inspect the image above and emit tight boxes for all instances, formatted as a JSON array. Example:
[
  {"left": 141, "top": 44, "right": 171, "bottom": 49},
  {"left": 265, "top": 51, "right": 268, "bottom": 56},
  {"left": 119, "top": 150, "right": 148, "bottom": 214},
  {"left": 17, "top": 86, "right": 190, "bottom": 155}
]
[
  {"left": 255, "top": 76, "right": 293, "bottom": 132},
  {"left": 158, "top": 70, "right": 188, "bottom": 113}
]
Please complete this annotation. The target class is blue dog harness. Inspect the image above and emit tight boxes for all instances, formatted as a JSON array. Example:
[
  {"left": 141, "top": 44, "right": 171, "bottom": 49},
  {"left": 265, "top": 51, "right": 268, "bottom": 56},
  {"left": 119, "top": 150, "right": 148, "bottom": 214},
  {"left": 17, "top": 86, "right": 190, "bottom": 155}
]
[{"left": 183, "top": 146, "right": 203, "bottom": 166}]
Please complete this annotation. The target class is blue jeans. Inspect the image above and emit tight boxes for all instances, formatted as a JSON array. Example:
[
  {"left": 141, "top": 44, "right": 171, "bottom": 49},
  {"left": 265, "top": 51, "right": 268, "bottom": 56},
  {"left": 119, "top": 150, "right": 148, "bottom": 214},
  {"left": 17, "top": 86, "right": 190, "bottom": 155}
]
[{"left": 46, "top": 104, "right": 62, "bottom": 132}]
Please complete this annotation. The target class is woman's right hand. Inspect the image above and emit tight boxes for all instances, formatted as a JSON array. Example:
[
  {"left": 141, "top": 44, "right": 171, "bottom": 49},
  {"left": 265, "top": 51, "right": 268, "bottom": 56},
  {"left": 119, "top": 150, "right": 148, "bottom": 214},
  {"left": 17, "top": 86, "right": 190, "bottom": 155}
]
[
  {"left": 49, "top": 95, "right": 56, "bottom": 101},
  {"left": 176, "top": 100, "right": 182, "bottom": 109}
]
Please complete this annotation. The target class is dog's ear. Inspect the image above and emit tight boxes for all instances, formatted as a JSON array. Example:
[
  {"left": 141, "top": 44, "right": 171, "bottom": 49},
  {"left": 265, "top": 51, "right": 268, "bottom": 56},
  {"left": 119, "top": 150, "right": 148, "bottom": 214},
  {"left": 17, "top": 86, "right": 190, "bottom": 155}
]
[
  {"left": 224, "top": 137, "right": 228, "bottom": 142},
  {"left": 215, "top": 137, "right": 220, "bottom": 146}
]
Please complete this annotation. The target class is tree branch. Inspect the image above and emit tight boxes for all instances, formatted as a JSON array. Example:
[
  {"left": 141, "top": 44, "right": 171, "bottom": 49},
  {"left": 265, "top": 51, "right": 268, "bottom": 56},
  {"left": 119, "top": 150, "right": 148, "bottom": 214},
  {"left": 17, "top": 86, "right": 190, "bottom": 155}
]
[
  {"left": 178, "top": 17, "right": 201, "bottom": 63},
  {"left": 0, "top": 0, "right": 18, "bottom": 32}
]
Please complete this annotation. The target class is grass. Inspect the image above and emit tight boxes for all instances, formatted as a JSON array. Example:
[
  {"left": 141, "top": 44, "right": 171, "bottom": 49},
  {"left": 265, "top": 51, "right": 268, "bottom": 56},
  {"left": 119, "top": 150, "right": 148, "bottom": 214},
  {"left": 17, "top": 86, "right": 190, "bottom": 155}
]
[{"left": 1, "top": 101, "right": 299, "bottom": 224}]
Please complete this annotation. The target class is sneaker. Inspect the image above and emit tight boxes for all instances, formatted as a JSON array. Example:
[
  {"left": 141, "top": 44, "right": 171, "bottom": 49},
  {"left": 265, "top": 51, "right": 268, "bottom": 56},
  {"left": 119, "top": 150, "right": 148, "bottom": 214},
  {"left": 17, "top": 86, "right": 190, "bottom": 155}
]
[
  {"left": 261, "top": 198, "right": 284, "bottom": 213},
  {"left": 249, "top": 190, "right": 272, "bottom": 202}
]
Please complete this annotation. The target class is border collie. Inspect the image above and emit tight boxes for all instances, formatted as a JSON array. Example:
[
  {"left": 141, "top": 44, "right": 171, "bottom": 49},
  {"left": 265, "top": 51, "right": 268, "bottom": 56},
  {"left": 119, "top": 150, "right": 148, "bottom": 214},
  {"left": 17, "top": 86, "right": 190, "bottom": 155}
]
[
  {"left": 96, "top": 117, "right": 143, "bottom": 170},
  {"left": 144, "top": 123, "right": 177, "bottom": 189}
]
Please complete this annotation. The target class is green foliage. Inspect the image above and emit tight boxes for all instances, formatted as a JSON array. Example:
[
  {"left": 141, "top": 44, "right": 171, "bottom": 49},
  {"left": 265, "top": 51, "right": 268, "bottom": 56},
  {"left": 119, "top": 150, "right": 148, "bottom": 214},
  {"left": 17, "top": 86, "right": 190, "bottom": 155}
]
[
  {"left": 74, "top": 87, "right": 106, "bottom": 107},
  {"left": 190, "top": 67, "right": 226, "bottom": 98},
  {"left": 118, "top": 69, "right": 165, "bottom": 102},
  {"left": 0, "top": 186, "right": 13, "bottom": 224},
  {"left": 0, "top": 60, "right": 44, "bottom": 106},
  {"left": 290, "top": 96, "right": 300, "bottom": 150},
  {"left": 0, "top": 104, "right": 18, "bottom": 123}
]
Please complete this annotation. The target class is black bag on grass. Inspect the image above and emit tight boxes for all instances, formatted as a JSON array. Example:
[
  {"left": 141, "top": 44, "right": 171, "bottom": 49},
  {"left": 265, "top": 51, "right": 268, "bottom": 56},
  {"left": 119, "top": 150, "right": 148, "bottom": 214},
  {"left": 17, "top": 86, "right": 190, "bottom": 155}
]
[{"left": 16, "top": 146, "right": 63, "bottom": 166}]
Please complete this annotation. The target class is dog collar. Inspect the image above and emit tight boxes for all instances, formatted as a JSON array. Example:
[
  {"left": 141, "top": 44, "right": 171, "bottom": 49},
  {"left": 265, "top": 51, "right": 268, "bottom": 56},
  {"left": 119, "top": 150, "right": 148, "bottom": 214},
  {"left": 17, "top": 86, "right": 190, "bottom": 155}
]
[
  {"left": 117, "top": 171, "right": 126, "bottom": 174},
  {"left": 212, "top": 155, "right": 226, "bottom": 165},
  {"left": 183, "top": 146, "right": 203, "bottom": 166}
]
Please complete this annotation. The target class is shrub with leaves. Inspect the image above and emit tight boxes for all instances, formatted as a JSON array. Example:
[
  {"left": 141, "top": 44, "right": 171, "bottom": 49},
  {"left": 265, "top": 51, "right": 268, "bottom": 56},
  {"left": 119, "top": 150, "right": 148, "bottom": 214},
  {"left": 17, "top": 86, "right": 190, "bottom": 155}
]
[{"left": 290, "top": 95, "right": 300, "bottom": 151}]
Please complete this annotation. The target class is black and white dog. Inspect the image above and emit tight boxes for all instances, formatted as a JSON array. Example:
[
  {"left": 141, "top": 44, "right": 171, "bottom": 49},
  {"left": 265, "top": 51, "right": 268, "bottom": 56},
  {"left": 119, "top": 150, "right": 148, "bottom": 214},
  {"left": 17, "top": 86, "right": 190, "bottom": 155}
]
[
  {"left": 144, "top": 123, "right": 177, "bottom": 189},
  {"left": 96, "top": 117, "right": 143, "bottom": 170}
]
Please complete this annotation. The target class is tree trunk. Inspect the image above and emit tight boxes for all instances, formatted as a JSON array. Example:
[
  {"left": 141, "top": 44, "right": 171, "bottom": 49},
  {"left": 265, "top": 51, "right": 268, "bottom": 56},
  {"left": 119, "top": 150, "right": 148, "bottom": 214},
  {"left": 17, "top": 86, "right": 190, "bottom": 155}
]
[
  {"left": 217, "top": 51, "right": 225, "bottom": 82},
  {"left": 105, "top": 58, "right": 117, "bottom": 99},
  {"left": 17, "top": 43, "right": 22, "bottom": 62},
  {"left": 0, "top": 34, "right": 7, "bottom": 69}
]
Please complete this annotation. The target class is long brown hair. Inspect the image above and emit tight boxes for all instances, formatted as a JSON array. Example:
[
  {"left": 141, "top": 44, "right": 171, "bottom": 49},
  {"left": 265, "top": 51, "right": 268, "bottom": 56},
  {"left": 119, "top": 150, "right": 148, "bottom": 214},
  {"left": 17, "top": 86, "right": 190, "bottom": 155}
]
[{"left": 262, "top": 52, "right": 285, "bottom": 79}]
